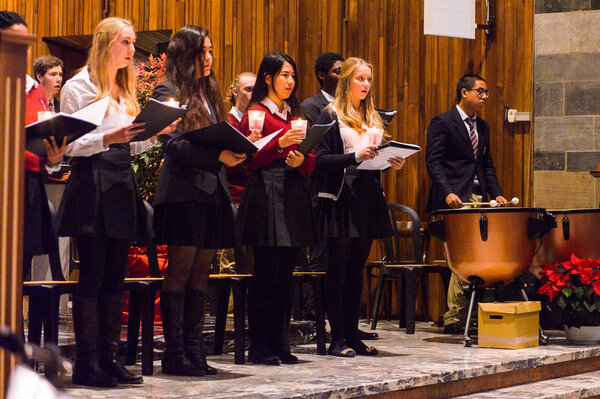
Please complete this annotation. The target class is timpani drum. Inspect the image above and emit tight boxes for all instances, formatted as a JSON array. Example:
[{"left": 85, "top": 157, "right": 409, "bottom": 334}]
[
  {"left": 531, "top": 209, "right": 600, "bottom": 277},
  {"left": 429, "top": 208, "right": 551, "bottom": 288}
]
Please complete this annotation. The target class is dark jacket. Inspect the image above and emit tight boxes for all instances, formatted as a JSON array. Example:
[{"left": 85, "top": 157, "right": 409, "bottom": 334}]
[
  {"left": 425, "top": 107, "right": 502, "bottom": 211},
  {"left": 301, "top": 91, "right": 330, "bottom": 128},
  {"left": 313, "top": 110, "right": 365, "bottom": 200},
  {"left": 152, "top": 81, "right": 231, "bottom": 206}
]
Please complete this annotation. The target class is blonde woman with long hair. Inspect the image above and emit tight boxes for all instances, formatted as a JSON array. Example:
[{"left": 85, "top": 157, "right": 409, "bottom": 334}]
[
  {"left": 58, "top": 17, "right": 175, "bottom": 387},
  {"left": 313, "top": 57, "right": 405, "bottom": 357}
]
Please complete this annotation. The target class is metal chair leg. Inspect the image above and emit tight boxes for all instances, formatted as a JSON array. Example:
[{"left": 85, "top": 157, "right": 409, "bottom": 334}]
[{"left": 370, "top": 269, "right": 386, "bottom": 330}]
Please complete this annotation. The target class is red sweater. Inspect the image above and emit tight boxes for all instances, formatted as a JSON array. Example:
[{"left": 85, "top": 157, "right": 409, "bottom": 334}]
[
  {"left": 24, "top": 84, "right": 49, "bottom": 172},
  {"left": 240, "top": 103, "right": 314, "bottom": 175}
]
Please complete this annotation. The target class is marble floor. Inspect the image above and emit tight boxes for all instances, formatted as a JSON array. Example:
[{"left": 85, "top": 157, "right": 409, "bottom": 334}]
[{"left": 59, "top": 321, "right": 600, "bottom": 399}]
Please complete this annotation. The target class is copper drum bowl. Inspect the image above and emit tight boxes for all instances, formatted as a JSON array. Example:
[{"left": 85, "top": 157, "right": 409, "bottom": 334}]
[
  {"left": 429, "top": 208, "right": 549, "bottom": 288},
  {"left": 531, "top": 209, "right": 600, "bottom": 277}
]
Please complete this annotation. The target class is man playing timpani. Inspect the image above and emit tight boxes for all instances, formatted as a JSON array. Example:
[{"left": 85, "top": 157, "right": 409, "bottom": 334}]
[{"left": 425, "top": 74, "right": 508, "bottom": 334}]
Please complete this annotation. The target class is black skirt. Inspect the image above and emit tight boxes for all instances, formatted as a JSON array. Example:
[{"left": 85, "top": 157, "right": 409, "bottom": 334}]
[
  {"left": 57, "top": 144, "right": 150, "bottom": 241},
  {"left": 24, "top": 171, "right": 57, "bottom": 256},
  {"left": 237, "top": 160, "right": 317, "bottom": 247},
  {"left": 153, "top": 192, "right": 235, "bottom": 249},
  {"left": 317, "top": 165, "right": 392, "bottom": 239}
]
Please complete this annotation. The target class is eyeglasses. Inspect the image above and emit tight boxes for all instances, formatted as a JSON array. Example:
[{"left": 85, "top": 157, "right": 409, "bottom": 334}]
[{"left": 469, "top": 88, "right": 490, "bottom": 99}]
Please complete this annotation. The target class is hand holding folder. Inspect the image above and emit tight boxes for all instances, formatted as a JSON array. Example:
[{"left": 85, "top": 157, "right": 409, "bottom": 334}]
[
  {"left": 183, "top": 121, "right": 278, "bottom": 154},
  {"left": 26, "top": 96, "right": 111, "bottom": 157},
  {"left": 130, "top": 99, "right": 188, "bottom": 142},
  {"left": 357, "top": 141, "right": 420, "bottom": 170}
]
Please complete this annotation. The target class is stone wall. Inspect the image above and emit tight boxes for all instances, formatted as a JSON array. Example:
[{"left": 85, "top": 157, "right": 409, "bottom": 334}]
[{"left": 533, "top": 1, "right": 600, "bottom": 209}]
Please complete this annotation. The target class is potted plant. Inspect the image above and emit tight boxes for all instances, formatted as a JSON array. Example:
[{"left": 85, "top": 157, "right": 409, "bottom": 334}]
[
  {"left": 132, "top": 53, "right": 167, "bottom": 202},
  {"left": 537, "top": 254, "right": 600, "bottom": 344}
]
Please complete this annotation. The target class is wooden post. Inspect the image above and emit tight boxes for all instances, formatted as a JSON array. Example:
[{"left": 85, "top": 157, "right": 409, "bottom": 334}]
[{"left": 0, "top": 29, "right": 35, "bottom": 396}]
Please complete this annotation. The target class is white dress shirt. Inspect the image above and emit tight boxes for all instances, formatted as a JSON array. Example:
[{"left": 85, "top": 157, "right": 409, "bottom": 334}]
[
  {"left": 261, "top": 97, "right": 291, "bottom": 120},
  {"left": 229, "top": 106, "right": 244, "bottom": 122},
  {"left": 60, "top": 67, "right": 154, "bottom": 157}
]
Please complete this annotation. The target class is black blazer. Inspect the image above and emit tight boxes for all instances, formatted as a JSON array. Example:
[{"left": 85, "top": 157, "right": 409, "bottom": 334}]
[
  {"left": 301, "top": 91, "right": 330, "bottom": 128},
  {"left": 425, "top": 107, "right": 502, "bottom": 211},
  {"left": 152, "top": 81, "right": 230, "bottom": 206},
  {"left": 313, "top": 110, "right": 381, "bottom": 200}
]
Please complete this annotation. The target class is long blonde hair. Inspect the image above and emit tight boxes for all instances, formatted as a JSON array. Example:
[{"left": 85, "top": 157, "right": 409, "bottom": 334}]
[
  {"left": 87, "top": 17, "right": 139, "bottom": 115},
  {"left": 329, "top": 57, "right": 382, "bottom": 134}
]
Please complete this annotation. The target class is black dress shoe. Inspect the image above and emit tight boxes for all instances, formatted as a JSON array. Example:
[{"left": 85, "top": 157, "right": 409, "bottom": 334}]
[
  {"left": 277, "top": 353, "right": 299, "bottom": 365},
  {"left": 100, "top": 360, "right": 143, "bottom": 384},
  {"left": 358, "top": 329, "right": 379, "bottom": 340},
  {"left": 204, "top": 364, "right": 218, "bottom": 375},
  {"left": 72, "top": 361, "right": 118, "bottom": 387},
  {"left": 251, "top": 354, "right": 281, "bottom": 366},
  {"left": 443, "top": 323, "right": 463, "bottom": 335}
]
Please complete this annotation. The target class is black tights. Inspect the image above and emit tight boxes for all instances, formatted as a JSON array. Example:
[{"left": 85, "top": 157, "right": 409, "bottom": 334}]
[
  {"left": 75, "top": 235, "right": 130, "bottom": 297},
  {"left": 325, "top": 237, "right": 372, "bottom": 347},
  {"left": 247, "top": 246, "right": 301, "bottom": 358},
  {"left": 162, "top": 245, "right": 215, "bottom": 292}
]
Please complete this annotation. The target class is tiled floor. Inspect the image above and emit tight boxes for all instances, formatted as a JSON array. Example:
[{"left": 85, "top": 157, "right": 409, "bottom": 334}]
[{"left": 59, "top": 321, "right": 600, "bottom": 399}]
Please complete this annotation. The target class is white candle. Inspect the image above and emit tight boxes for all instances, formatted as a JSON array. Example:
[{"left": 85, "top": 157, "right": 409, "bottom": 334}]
[
  {"left": 37, "top": 111, "right": 54, "bottom": 121},
  {"left": 291, "top": 119, "right": 308, "bottom": 138},
  {"left": 165, "top": 97, "right": 179, "bottom": 108}
]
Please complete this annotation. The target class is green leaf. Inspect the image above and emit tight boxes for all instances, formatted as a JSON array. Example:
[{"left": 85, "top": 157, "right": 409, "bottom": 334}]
[{"left": 563, "top": 287, "right": 573, "bottom": 297}]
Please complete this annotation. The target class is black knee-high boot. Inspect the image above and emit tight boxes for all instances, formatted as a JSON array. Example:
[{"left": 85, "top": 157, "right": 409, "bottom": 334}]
[
  {"left": 72, "top": 296, "right": 118, "bottom": 387},
  {"left": 98, "top": 294, "right": 143, "bottom": 384},
  {"left": 184, "top": 289, "right": 216, "bottom": 375},
  {"left": 160, "top": 290, "right": 205, "bottom": 376}
]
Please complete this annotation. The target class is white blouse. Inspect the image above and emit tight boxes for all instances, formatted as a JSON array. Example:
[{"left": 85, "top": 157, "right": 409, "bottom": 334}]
[
  {"left": 335, "top": 109, "right": 382, "bottom": 160},
  {"left": 60, "top": 67, "right": 154, "bottom": 157}
]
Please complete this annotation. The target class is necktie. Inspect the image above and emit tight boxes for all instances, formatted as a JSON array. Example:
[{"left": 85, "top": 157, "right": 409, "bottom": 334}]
[{"left": 466, "top": 117, "right": 478, "bottom": 157}]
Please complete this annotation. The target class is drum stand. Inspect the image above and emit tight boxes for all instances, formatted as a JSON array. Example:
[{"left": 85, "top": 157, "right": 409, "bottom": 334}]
[
  {"left": 462, "top": 284, "right": 478, "bottom": 347},
  {"left": 520, "top": 281, "right": 549, "bottom": 345}
]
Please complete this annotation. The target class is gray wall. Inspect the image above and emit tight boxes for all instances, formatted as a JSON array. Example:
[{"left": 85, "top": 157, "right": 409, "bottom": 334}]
[{"left": 534, "top": 1, "right": 600, "bottom": 208}]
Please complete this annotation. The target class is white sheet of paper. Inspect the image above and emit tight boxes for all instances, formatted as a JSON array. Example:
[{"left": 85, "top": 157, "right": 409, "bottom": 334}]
[
  {"left": 70, "top": 95, "right": 110, "bottom": 126},
  {"left": 424, "top": 0, "right": 476, "bottom": 39},
  {"left": 254, "top": 129, "right": 282, "bottom": 150},
  {"left": 357, "top": 142, "right": 421, "bottom": 170}
]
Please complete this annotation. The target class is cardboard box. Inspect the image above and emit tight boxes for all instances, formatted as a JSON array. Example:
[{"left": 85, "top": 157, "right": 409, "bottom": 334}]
[{"left": 478, "top": 301, "right": 541, "bottom": 349}]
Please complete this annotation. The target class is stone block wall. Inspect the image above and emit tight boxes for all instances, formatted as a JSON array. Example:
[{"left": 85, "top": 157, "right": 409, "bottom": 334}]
[{"left": 534, "top": 1, "right": 600, "bottom": 208}]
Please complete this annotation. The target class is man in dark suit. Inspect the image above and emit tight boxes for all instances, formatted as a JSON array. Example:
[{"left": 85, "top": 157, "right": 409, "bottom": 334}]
[
  {"left": 301, "top": 52, "right": 343, "bottom": 127},
  {"left": 426, "top": 74, "right": 507, "bottom": 333}
]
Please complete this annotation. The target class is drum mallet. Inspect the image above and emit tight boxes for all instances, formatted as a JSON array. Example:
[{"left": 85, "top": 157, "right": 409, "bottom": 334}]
[{"left": 463, "top": 197, "right": 519, "bottom": 208}]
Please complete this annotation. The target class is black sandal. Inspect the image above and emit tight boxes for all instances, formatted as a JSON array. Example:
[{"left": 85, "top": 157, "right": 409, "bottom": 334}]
[
  {"left": 348, "top": 340, "right": 378, "bottom": 356},
  {"left": 327, "top": 343, "right": 356, "bottom": 357}
]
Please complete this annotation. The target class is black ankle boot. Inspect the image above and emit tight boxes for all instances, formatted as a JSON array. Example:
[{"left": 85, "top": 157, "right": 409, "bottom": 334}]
[
  {"left": 161, "top": 290, "right": 205, "bottom": 376},
  {"left": 72, "top": 296, "right": 118, "bottom": 387},
  {"left": 98, "top": 294, "right": 143, "bottom": 384},
  {"left": 184, "top": 289, "right": 217, "bottom": 375}
]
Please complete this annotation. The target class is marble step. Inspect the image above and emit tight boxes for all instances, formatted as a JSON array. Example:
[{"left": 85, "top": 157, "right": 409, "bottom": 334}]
[{"left": 455, "top": 370, "right": 600, "bottom": 399}]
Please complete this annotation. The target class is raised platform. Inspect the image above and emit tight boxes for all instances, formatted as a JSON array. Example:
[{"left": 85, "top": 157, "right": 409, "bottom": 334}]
[{"left": 63, "top": 321, "right": 600, "bottom": 399}]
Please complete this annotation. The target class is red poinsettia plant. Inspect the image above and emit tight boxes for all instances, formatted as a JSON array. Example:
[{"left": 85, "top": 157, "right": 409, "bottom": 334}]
[{"left": 537, "top": 254, "right": 600, "bottom": 328}]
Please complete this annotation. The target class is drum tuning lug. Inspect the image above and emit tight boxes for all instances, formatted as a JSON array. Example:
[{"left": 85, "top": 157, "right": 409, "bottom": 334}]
[{"left": 479, "top": 215, "right": 488, "bottom": 241}]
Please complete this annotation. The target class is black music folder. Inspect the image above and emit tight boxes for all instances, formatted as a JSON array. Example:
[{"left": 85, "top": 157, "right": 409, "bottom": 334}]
[
  {"left": 296, "top": 121, "right": 335, "bottom": 155},
  {"left": 376, "top": 108, "right": 397, "bottom": 127},
  {"left": 183, "top": 121, "right": 260, "bottom": 154},
  {"left": 357, "top": 141, "right": 421, "bottom": 170},
  {"left": 26, "top": 96, "right": 110, "bottom": 157},
  {"left": 131, "top": 99, "right": 188, "bottom": 142}
]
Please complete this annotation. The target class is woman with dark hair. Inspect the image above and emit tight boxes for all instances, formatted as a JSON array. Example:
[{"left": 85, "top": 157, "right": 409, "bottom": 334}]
[
  {"left": 314, "top": 57, "right": 404, "bottom": 357},
  {"left": 237, "top": 52, "right": 316, "bottom": 366},
  {"left": 151, "top": 25, "right": 246, "bottom": 377}
]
